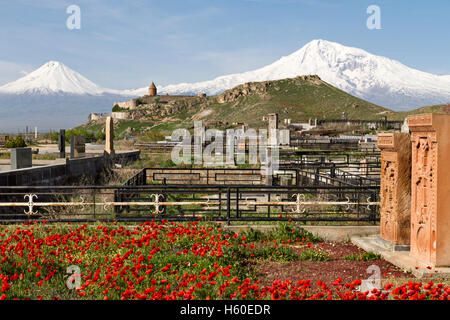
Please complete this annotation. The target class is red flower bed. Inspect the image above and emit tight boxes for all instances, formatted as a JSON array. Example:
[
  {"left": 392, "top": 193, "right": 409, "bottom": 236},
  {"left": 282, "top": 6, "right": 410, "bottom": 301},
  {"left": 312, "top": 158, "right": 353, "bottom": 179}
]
[{"left": 0, "top": 221, "right": 448, "bottom": 300}]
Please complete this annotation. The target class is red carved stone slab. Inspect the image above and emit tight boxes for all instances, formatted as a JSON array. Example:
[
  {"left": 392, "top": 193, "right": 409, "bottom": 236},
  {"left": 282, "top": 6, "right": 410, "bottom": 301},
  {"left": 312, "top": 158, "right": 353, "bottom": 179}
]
[
  {"left": 408, "top": 114, "right": 450, "bottom": 267},
  {"left": 378, "top": 132, "right": 411, "bottom": 245}
]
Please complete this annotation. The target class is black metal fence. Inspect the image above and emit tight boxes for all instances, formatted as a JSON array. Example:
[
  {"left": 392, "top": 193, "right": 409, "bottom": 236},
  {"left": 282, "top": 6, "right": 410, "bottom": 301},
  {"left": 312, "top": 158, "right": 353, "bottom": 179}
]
[{"left": 0, "top": 184, "right": 379, "bottom": 223}]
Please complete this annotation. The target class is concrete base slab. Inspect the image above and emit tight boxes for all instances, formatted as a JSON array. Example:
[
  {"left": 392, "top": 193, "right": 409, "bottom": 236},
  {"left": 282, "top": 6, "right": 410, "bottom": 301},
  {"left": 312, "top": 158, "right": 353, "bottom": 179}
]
[
  {"left": 221, "top": 225, "right": 277, "bottom": 234},
  {"left": 370, "top": 236, "right": 410, "bottom": 252},
  {"left": 351, "top": 235, "right": 450, "bottom": 279},
  {"left": 301, "top": 226, "right": 379, "bottom": 242},
  {"left": 220, "top": 225, "right": 379, "bottom": 242}
]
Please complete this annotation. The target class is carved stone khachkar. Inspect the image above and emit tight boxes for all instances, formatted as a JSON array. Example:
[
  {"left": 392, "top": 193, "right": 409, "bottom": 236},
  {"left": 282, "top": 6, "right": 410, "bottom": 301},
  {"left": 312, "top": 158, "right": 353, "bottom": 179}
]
[
  {"left": 377, "top": 132, "right": 411, "bottom": 246},
  {"left": 408, "top": 114, "right": 450, "bottom": 267},
  {"left": 105, "top": 116, "right": 115, "bottom": 157}
]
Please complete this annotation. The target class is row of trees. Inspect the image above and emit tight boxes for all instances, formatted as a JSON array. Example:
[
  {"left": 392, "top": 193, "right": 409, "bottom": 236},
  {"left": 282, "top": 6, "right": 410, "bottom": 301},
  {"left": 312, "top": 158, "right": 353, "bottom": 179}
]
[{"left": 48, "top": 129, "right": 105, "bottom": 143}]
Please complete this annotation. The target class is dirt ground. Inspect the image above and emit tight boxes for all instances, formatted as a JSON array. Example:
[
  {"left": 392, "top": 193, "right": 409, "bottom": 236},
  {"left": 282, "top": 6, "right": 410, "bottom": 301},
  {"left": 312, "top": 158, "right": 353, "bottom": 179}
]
[{"left": 253, "top": 241, "right": 413, "bottom": 287}]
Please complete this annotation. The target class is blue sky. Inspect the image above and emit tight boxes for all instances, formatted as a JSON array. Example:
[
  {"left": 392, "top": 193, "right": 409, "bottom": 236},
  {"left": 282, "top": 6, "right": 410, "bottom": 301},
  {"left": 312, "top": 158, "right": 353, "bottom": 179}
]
[{"left": 0, "top": 0, "right": 449, "bottom": 89}]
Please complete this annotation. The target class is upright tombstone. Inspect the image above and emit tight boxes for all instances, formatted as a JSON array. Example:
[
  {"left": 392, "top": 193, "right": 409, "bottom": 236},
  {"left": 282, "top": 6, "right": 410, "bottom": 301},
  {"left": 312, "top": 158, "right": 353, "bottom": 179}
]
[
  {"left": 11, "top": 147, "right": 32, "bottom": 170},
  {"left": 70, "top": 135, "right": 86, "bottom": 159},
  {"left": 268, "top": 113, "right": 278, "bottom": 146},
  {"left": 408, "top": 114, "right": 450, "bottom": 267},
  {"left": 58, "top": 129, "right": 66, "bottom": 158},
  {"left": 359, "top": 158, "right": 369, "bottom": 176},
  {"left": 279, "top": 129, "right": 290, "bottom": 146},
  {"left": 377, "top": 132, "right": 412, "bottom": 247},
  {"left": 105, "top": 116, "right": 115, "bottom": 157}
]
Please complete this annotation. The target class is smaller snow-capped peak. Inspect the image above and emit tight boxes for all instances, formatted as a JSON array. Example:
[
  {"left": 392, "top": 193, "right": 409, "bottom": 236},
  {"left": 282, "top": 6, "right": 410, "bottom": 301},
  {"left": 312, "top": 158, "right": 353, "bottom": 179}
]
[{"left": 0, "top": 61, "right": 117, "bottom": 95}]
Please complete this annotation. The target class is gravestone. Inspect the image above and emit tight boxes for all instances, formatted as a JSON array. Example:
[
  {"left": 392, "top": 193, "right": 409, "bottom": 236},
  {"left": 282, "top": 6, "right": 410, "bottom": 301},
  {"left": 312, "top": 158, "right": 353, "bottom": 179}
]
[
  {"left": 70, "top": 135, "right": 85, "bottom": 159},
  {"left": 377, "top": 132, "right": 411, "bottom": 246},
  {"left": 268, "top": 113, "right": 278, "bottom": 146},
  {"left": 105, "top": 117, "right": 115, "bottom": 156},
  {"left": 279, "top": 129, "right": 290, "bottom": 146},
  {"left": 279, "top": 175, "right": 292, "bottom": 186},
  {"left": 10, "top": 147, "right": 32, "bottom": 170},
  {"left": 401, "top": 118, "right": 410, "bottom": 134},
  {"left": 359, "top": 158, "right": 369, "bottom": 176},
  {"left": 58, "top": 129, "right": 66, "bottom": 158},
  {"left": 408, "top": 114, "right": 450, "bottom": 267}
]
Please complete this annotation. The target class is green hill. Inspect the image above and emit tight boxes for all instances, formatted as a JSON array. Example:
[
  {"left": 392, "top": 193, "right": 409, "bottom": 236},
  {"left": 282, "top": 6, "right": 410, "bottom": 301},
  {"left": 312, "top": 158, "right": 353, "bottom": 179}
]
[
  {"left": 74, "top": 76, "right": 448, "bottom": 140},
  {"left": 198, "top": 75, "right": 392, "bottom": 127},
  {"left": 393, "top": 104, "right": 450, "bottom": 120}
]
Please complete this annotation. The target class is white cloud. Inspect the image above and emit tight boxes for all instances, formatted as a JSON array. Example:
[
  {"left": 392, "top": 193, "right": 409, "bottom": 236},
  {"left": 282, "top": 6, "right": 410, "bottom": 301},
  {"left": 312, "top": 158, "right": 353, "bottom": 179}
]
[
  {"left": 192, "top": 48, "right": 279, "bottom": 75},
  {"left": 0, "top": 61, "right": 34, "bottom": 86}
]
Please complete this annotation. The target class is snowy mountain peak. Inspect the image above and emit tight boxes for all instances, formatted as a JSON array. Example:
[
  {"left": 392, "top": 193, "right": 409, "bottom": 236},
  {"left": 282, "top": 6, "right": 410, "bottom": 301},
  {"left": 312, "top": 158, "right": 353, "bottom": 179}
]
[
  {"left": 151, "top": 39, "right": 450, "bottom": 109},
  {"left": 42, "top": 60, "right": 63, "bottom": 68},
  {"left": 0, "top": 61, "right": 111, "bottom": 95}
]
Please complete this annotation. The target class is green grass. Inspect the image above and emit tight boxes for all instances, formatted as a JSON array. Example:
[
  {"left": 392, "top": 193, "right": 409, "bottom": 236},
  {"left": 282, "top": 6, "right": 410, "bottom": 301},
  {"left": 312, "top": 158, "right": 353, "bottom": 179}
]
[
  {"left": 268, "top": 222, "right": 323, "bottom": 242},
  {"left": 342, "top": 252, "right": 381, "bottom": 261},
  {"left": 32, "top": 153, "right": 58, "bottom": 160},
  {"left": 298, "top": 248, "right": 330, "bottom": 261}
]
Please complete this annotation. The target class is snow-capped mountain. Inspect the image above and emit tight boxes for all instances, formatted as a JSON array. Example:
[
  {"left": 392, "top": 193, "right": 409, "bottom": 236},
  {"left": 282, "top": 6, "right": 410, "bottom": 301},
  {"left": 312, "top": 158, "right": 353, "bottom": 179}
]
[
  {"left": 1, "top": 40, "right": 449, "bottom": 130},
  {"left": 0, "top": 61, "right": 122, "bottom": 96},
  {"left": 0, "top": 61, "right": 130, "bottom": 131},
  {"left": 129, "top": 39, "right": 450, "bottom": 110}
]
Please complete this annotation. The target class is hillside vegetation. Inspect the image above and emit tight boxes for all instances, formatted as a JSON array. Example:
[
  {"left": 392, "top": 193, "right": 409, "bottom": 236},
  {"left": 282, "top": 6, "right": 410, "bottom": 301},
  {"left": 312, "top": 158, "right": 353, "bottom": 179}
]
[{"left": 74, "top": 76, "right": 449, "bottom": 140}]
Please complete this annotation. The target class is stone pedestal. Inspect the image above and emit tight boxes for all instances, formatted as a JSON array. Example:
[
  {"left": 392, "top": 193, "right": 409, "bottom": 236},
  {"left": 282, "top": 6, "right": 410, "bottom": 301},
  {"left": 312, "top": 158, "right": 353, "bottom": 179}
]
[
  {"left": 408, "top": 114, "right": 450, "bottom": 267},
  {"left": 70, "top": 135, "right": 85, "bottom": 159},
  {"left": 11, "top": 147, "right": 32, "bottom": 170},
  {"left": 377, "top": 132, "right": 411, "bottom": 246},
  {"left": 105, "top": 117, "right": 115, "bottom": 157}
]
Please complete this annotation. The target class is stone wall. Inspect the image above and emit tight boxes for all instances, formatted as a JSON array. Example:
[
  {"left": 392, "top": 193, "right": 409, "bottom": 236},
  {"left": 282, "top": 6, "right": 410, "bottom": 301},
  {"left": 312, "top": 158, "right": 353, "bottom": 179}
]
[
  {"left": 89, "top": 113, "right": 110, "bottom": 121},
  {"left": 0, "top": 151, "right": 140, "bottom": 186},
  {"left": 111, "top": 112, "right": 132, "bottom": 120},
  {"left": 114, "top": 99, "right": 137, "bottom": 110}
]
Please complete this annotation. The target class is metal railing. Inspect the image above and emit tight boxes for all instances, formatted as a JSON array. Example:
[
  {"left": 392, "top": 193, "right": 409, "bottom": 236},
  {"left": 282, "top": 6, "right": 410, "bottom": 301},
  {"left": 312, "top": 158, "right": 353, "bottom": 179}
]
[{"left": 0, "top": 184, "right": 379, "bottom": 223}]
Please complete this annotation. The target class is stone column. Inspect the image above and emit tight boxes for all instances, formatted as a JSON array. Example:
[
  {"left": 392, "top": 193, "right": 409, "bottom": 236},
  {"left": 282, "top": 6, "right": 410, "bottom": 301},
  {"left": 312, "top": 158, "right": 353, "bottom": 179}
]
[
  {"left": 58, "top": 129, "right": 66, "bottom": 158},
  {"left": 377, "top": 132, "right": 411, "bottom": 246},
  {"left": 105, "top": 116, "right": 115, "bottom": 157},
  {"left": 408, "top": 114, "right": 450, "bottom": 267}
]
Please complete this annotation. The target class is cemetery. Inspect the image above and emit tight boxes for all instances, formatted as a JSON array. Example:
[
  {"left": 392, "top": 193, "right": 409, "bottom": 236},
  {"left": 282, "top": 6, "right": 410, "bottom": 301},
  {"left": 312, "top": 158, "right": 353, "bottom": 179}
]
[{"left": 0, "top": 112, "right": 449, "bottom": 300}]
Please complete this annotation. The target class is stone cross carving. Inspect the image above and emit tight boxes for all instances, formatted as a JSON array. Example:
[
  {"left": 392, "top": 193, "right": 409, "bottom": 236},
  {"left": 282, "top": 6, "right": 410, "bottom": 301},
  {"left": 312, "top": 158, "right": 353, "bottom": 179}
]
[
  {"left": 408, "top": 114, "right": 450, "bottom": 267},
  {"left": 377, "top": 132, "right": 411, "bottom": 245}
]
